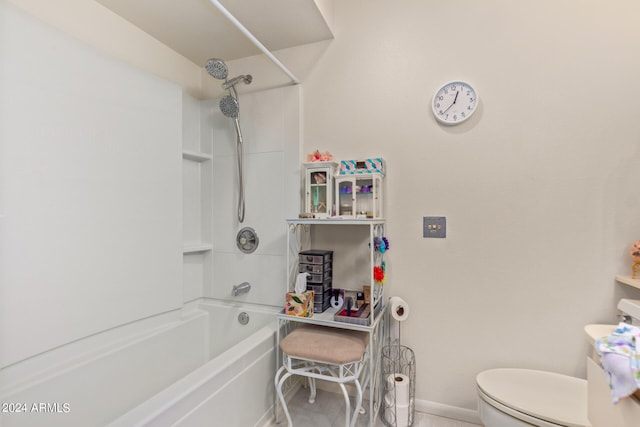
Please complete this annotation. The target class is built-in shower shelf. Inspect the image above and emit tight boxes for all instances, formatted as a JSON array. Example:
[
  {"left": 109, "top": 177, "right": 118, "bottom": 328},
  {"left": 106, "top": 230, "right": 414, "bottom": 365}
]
[
  {"left": 182, "top": 150, "right": 212, "bottom": 162},
  {"left": 183, "top": 243, "right": 213, "bottom": 254},
  {"left": 615, "top": 275, "right": 640, "bottom": 291}
]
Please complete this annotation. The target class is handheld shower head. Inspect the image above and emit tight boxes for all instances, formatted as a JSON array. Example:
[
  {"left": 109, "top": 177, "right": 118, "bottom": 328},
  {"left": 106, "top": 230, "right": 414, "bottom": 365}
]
[
  {"left": 222, "top": 74, "right": 253, "bottom": 90},
  {"left": 219, "top": 95, "right": 239, "bottom": 119},
  {"left": 205, "top": 58, "right": 228, "bottom": 80},
  {"left": 205, "top": 58, "right": 251, "bottom": 224}
]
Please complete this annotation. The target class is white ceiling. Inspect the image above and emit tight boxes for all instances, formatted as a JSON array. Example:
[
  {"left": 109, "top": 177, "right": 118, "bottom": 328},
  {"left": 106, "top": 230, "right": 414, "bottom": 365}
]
[{"left": 95, "top": 0, "right": 333, "bottom": 66}]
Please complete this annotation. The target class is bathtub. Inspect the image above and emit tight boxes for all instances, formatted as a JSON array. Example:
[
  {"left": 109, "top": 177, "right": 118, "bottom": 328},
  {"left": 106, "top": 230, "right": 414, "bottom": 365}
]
[
  {"left": 109, "top": 300, "right": 280, "bottom": 427},
  {"left": 0, "top": 299, "right": 280, "bottom": 427}
]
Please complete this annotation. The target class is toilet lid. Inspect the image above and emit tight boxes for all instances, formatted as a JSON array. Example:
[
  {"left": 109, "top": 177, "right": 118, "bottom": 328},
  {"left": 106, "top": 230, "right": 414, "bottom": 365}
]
[{"left": 476, "top": 369, "right": 589, "bottom": 427}]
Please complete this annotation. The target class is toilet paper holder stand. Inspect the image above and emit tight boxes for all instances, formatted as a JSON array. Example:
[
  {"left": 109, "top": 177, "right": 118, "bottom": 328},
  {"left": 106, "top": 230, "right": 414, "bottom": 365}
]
[
  {"left": 382, "top": 299, "right": 415, "bottom": 427},
  {"left": 381, "top": 341, "right": 415, "bottom": 427}
]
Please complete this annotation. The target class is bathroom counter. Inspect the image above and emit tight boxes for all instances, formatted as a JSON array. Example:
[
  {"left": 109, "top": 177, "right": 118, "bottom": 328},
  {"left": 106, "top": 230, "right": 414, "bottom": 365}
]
[
  {"left": 583, "top": 324, "right": 616, "bottom": 345},
  {"left": 584, "top": 324, "right": 640, "bottom": 426}
]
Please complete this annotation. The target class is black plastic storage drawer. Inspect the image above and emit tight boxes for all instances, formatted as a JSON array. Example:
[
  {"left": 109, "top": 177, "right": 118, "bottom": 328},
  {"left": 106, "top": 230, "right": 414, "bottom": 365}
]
[
  {"left": 299, "top": 262, "right": 332, "bottom": 274},
  {"left": 299, "top": 250, "right": 333, "bottom": 265}
]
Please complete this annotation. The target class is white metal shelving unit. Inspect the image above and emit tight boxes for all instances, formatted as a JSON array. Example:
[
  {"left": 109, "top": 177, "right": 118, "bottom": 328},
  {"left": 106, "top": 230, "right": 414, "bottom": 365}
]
[
  {"left": 276, "top": 218, "right": 388, "bottom": 426},
  {"left": 285, "top": 218, "right": 387, "bottom": 323}
]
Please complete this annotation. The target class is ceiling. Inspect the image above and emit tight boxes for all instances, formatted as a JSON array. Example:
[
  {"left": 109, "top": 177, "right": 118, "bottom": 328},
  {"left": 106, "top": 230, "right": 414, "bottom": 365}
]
[{"left": 95, "top": 0, "right": 333, "bottom": 67}]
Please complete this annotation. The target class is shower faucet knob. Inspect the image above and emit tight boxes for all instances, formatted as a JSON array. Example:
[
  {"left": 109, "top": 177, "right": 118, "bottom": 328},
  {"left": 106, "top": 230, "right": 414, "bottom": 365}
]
[{"left": 236, "top": 227, "right": 259, "bottom": 254}]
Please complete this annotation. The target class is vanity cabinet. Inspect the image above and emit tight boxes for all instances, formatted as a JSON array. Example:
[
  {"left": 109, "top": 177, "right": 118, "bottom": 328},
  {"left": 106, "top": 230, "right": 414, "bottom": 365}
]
[
  {"left": 583, "top": 276, "right": 640, "bottom": 427},
  {"left": 587, "top": 357, "right": 640, "bottom": 427},
  {"left": 585, "top": 323, "right": 640, "bottom": 427}
]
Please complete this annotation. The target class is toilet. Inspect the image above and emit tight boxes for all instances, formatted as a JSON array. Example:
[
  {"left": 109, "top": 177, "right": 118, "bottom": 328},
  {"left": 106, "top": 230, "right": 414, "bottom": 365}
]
[{"left": 476, "top": 368, "right": 590, "bottom": 427}]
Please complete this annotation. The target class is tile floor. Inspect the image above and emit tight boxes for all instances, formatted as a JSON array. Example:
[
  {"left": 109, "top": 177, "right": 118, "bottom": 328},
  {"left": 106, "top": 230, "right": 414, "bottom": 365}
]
[{"left": 274, "top": 388, "right": 482, "bottom": 427}]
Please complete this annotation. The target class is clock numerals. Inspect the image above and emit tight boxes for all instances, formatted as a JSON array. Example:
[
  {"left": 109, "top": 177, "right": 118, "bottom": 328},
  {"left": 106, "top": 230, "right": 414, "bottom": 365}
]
[{"left": 432, "top": 81, "right": 478, "bottom": 125}]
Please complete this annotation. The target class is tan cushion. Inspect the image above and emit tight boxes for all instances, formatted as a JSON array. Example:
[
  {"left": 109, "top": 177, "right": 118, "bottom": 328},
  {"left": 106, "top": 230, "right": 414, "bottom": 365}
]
[{"left": 280, "top": 324, "right": 368, "bottom": 364}]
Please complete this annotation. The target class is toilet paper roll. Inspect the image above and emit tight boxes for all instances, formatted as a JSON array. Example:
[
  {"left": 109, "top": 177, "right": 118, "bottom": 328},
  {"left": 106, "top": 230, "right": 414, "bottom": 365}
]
[
  {"left": 330, "top": 295, "right": 344, "bottom": 309},
  {"left": 384, "top": 402, "right": 410, "bottom": 427},
  {"left": 395, "top": 404, "right": 410, "bottom": 427},
  {"left": 386, "top": 373, "right": 410, "bottom": 406},
  {"left": 389, "top": 296, "right": 410, "bottom": 322},
  {"left": 384, "top": 392, "right": 393, "bottom": 407}
]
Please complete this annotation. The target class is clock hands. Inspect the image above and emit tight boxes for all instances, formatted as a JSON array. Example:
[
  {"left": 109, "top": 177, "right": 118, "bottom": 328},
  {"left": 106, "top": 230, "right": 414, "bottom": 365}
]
[{"left": 441, "top": 90, "right": 459, "bottom": 114}]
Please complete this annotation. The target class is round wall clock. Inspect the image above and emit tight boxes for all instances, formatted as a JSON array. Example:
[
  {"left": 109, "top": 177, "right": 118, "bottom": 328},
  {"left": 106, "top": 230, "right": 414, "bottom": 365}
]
[{"left": 432, "top": 81, "right": 478, "bottom": 125}]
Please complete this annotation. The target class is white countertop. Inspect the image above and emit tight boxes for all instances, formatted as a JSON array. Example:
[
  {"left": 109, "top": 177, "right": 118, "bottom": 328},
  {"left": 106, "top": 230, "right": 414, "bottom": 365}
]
[{"left": 584, "top": 324, "right": 617, "bottom": 345}]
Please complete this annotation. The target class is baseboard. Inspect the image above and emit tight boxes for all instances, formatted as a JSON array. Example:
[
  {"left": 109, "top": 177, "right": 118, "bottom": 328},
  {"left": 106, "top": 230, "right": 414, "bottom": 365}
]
[{"left": 415, "top": 398, "right": 482, "bottom": 425}]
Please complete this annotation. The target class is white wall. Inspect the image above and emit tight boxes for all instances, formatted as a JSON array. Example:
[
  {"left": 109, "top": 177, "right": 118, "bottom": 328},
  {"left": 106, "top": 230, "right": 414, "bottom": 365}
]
[
  {"left": 0, "top": 1, "right": 182, "bottom": 368},
  {"left": 294, "top": 0, "right": 640, "bottom": 413},
  {"left": 4, "top": 0, "right": 203, "bottom": 96},
  {"left": 5, "top": 0, "right": 640, "bottom": 420}
]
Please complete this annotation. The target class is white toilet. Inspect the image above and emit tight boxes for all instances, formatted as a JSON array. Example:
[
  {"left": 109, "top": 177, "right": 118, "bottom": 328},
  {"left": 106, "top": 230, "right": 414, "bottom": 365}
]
[{"left": 476, "top": 368, "right": 590, "bottom": 427}]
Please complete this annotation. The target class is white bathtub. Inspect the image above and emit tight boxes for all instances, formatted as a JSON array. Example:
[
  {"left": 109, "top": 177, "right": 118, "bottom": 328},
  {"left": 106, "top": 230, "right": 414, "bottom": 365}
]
[
  {"left": 109, "top": 300, "right": 280, "bottom": 427},
  {"left": 0, "top": 299, "right": 279, "bottom": 427}
]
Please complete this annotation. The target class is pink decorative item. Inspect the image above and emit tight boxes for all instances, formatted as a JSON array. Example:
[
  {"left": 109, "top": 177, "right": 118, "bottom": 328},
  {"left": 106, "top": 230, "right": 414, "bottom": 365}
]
[
  {"left": 630, "top": 241, "right": 640, "bottom": 263},
  {"left": 307, "top": 150, "right": 334, "bottom": 162},
  {"left": 630, "top": 240, "right": 640, "bottom": 279}
]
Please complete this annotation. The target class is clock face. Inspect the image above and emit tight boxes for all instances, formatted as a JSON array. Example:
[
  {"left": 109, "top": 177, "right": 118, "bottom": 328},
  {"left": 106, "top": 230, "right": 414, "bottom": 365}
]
[{"left": 432, "top": 81, "right": 478, "bottom": 125}]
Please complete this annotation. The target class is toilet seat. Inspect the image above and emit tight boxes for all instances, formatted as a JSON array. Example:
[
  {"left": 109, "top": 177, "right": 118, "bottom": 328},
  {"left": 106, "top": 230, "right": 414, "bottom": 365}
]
[{"left": 476, "top": 369, "right": 590, "bottom": 427}]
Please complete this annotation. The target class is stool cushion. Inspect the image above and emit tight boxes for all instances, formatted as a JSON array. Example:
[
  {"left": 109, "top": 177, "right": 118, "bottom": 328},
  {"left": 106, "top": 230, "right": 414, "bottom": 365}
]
[{"left": 280, "top": 324, "right": 368, "bottom": 365}]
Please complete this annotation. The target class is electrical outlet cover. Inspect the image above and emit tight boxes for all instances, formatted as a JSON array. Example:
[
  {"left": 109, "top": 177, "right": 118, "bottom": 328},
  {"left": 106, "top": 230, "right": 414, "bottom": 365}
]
[{"left": 423, "top": 216, "right": 446, "bottom": 238}]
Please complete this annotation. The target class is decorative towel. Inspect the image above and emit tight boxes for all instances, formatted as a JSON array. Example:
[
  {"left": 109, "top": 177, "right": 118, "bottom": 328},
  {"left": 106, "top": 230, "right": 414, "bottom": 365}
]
[{"left": 595, "top": 322, "right": 640, "bottom": 403}]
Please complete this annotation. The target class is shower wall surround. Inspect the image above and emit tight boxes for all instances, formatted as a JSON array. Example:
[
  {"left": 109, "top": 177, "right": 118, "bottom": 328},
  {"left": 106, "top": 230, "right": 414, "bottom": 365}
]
[
  {"left": 0, "top": 1, "right": 182, "bottom": 369},
  {"left": 196, "top": 86, "right": 301, "bottom": 306}
]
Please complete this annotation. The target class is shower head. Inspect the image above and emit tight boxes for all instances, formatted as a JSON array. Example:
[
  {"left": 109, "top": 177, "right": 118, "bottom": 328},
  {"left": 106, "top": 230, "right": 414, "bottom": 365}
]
[
  {"left": 205, "top": 58, "right": 228, "bottom": 80},
  {"left": 222, "top": 74, "right": 253, "bottom": 90},
  {"left": 219, "top": 95, "right": 239, "bottom": 119}
]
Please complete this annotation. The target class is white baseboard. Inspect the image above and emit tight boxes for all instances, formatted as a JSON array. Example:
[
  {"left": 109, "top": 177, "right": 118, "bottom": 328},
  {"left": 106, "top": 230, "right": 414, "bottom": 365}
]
[{"left": 415, "top": 398, "right": 482, "bottom": 425}]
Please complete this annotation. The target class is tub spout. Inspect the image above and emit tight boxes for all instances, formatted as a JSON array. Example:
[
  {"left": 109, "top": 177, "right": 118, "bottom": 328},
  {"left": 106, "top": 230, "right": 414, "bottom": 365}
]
[{"left": 232, "top": 282, "right": 251, "bottom": 296}]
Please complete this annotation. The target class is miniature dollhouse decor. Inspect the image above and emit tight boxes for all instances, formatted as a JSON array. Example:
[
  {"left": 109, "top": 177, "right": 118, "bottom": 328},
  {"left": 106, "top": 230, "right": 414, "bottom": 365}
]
[
  {"left": 303, "top": 161, "right": 339, "bottom": 218},
  {"left": 335, "top": 158, "right": 385, "bottom": 219}
]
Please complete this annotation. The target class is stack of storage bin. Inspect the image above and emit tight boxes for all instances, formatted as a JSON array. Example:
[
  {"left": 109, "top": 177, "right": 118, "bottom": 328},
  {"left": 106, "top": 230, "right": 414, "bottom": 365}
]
[{"left": 299, "top": 250, "right": 333, "bottom": 313}]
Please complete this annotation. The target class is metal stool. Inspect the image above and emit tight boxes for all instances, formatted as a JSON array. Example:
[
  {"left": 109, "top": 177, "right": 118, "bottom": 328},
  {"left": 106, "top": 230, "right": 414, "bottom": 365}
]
[{"left": 275, "top": 324, "right": 369, "bottom": 427}]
